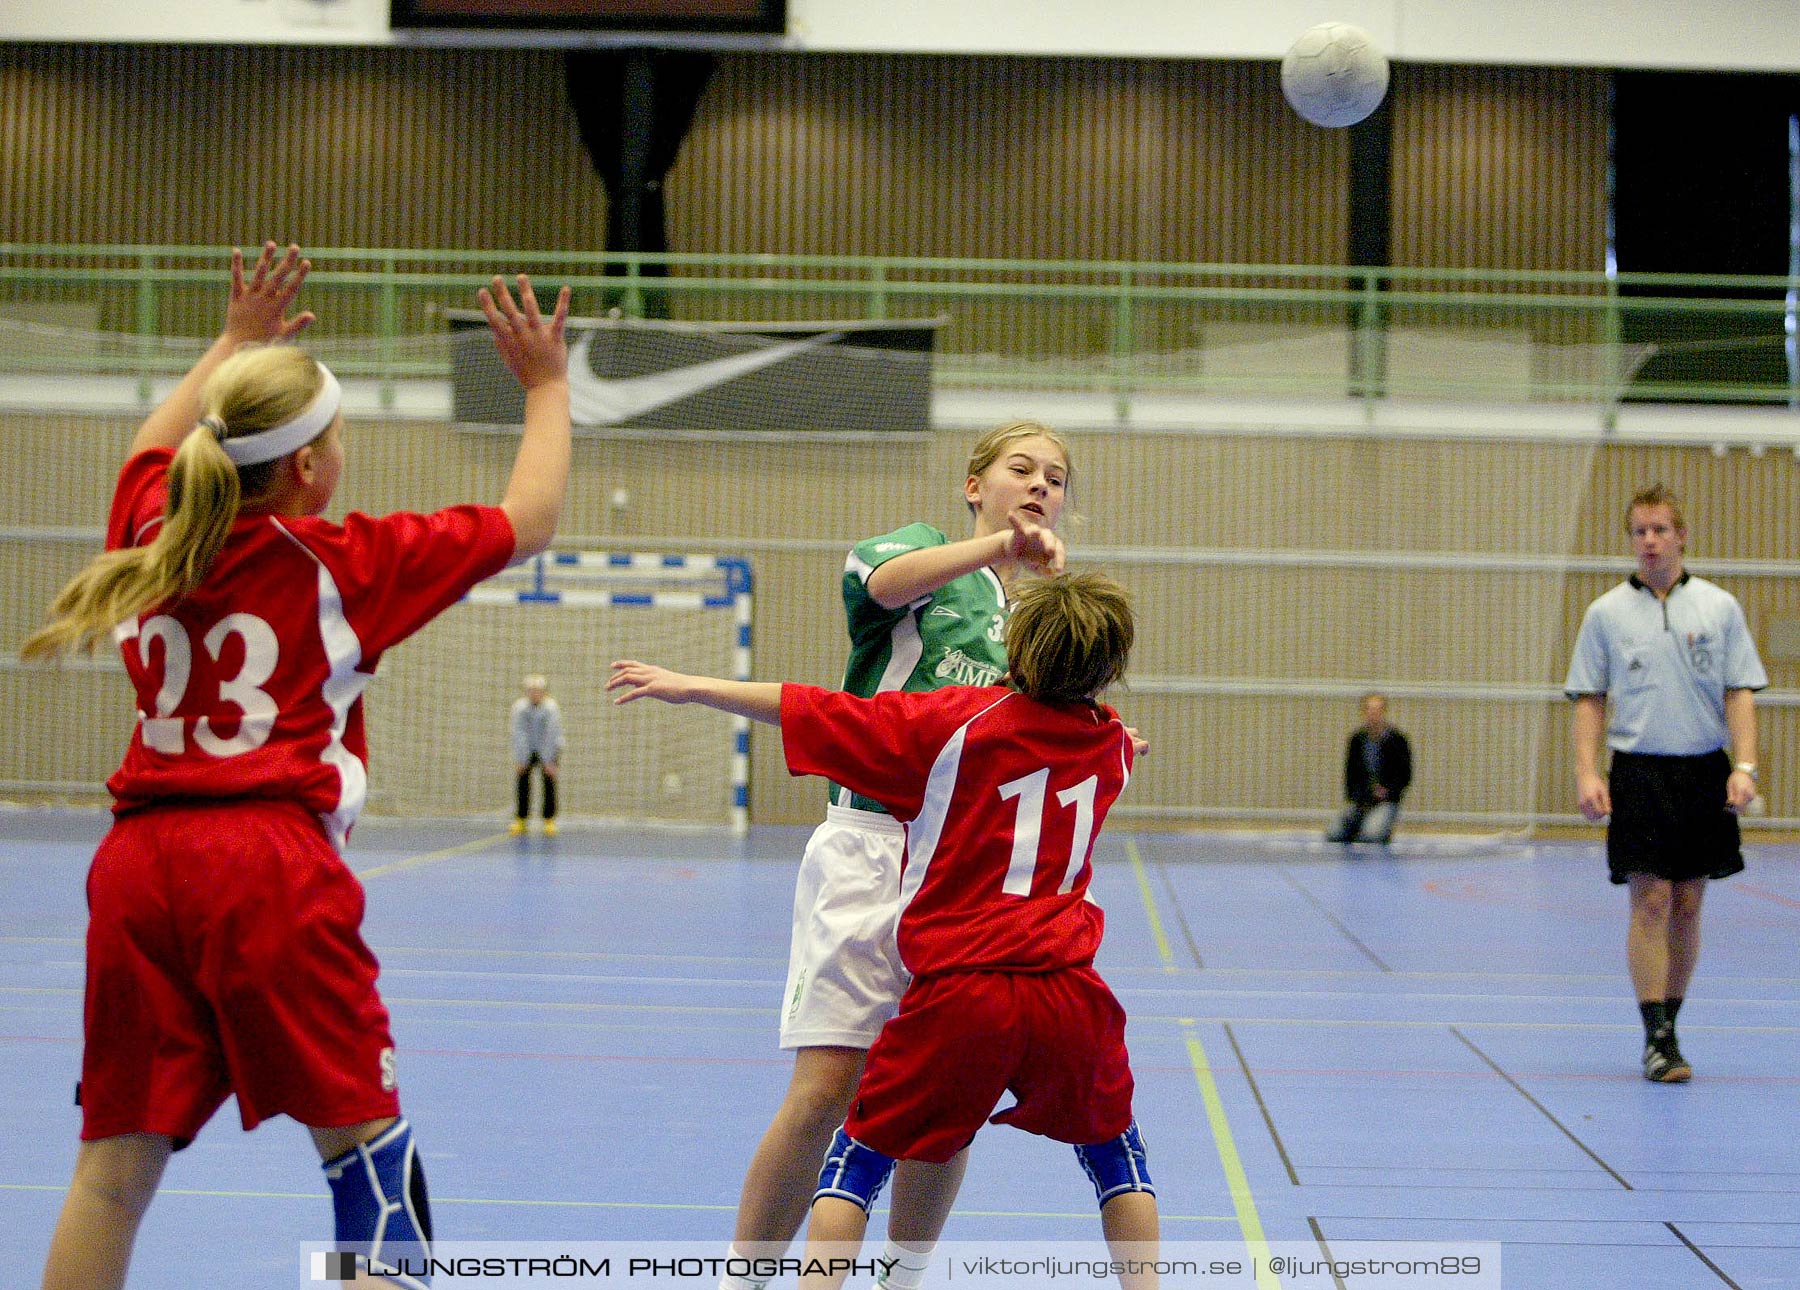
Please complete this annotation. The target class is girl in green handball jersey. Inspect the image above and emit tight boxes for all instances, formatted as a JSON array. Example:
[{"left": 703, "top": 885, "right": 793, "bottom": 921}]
[{"left": 718, "top": 421, "right": 1075, "bottom": 1289}]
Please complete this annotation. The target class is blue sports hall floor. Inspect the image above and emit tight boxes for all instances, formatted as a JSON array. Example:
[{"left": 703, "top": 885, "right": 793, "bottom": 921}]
[{"left": 3, "top": 810, "right": 1796, "bottom": 1289}]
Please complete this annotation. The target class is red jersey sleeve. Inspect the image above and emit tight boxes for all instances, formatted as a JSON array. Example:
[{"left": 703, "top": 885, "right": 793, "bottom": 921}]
[
  {"left": 292, "top": 505, "right": 516, "bottom": 662},
  {"left": 1097, "top": 702, "right": 1136, "bottom": 778},
  {"left": 779, "top": 683, "right": 1001, "bottom": 821},
  {"left": 106, "top": 449, "right": 174, "bottom": 552}
]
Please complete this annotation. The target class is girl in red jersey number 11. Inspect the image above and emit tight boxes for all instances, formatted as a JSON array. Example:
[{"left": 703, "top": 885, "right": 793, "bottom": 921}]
[{"left": 609, "top": 572, "right": 1163, "bottom": 1290}]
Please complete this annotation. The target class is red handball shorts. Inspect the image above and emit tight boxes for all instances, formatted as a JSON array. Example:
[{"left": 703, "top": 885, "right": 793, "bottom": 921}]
[
  {"left": 79, "top": 799, "right": 400, "bottom": 1146},
  {"left": 845, "top": 965, "right": 1135, "bottom": 1163}
]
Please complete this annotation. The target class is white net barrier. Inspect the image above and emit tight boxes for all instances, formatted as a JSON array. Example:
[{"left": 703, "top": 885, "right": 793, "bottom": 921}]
[
  {"left": 1102, "top": 433, "right": 1604, "bottom": 845},
  {"left": 4, "top": 310, "right": 1784, "bottom": 831}
]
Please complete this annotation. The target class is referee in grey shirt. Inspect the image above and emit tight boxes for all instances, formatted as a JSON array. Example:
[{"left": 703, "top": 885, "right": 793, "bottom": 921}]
[{"left": 1565, "top": 483, "right": 1766, "bottom": 1083}]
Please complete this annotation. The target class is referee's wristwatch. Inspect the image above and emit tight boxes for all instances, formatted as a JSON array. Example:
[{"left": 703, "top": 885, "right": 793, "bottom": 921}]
[{"left": 1733, "top": 761, "right": 1759, "bottom": 781}]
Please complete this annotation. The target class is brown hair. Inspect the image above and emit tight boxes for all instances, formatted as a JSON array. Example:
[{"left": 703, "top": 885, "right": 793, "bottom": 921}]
[
  {"left": 1625, "top": 483, "right": 1685, "bottom": 534},
  {"left": 21, "top": 346, "right": 325, "bottom": 659},
  {"left": 1005, "top": 572, "right": 1134, "bottom": 704}
]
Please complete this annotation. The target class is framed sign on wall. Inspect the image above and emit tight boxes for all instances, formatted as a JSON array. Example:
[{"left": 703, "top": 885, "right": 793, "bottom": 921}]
[{"left": 390, "top": 0, "right": 785, "bottom": 34}]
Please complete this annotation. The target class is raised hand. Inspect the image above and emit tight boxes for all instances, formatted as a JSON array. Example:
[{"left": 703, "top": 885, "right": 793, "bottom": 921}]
[
  {"left": 224, "top": 242, "right": 315, "bottom": 345},
  {"left": 479, "top": 274, "right": 571, "bottom": 392},
  {"left": 130, "top": 242, "right": 316, "bottom": 455}
]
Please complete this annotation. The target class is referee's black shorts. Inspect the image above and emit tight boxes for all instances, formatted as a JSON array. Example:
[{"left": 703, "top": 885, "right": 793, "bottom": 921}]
[{"left": 1606, "top": 749, "right": 1745, "bottom": 886}]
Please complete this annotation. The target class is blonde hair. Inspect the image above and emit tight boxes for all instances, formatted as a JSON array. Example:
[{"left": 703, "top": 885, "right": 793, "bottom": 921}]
[
  {"left": 1005, "top": 572, "right": 1134, "bottom": 704},
  {"left": 1625, "top": 482, "right": 1685, "bottom": 533},
  {"left": 21, "top": 346, "right": 325, "bottom": 659},
  {"left": 964, "top": 419, "right": 1075, "bottom": 519}
]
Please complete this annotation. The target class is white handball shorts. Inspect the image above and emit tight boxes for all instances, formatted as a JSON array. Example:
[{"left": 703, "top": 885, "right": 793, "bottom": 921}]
[{"left": 778, "top": 804, "right": 908, "bottom": 1050}]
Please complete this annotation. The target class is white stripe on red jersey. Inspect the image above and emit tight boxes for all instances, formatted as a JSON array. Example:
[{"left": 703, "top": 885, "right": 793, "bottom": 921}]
[
  {"left": 780, "top": 682, "right": 1134, "bottom": 976},
  {"left": 102, "top": 448, "right": 514, "bottom": 844}
]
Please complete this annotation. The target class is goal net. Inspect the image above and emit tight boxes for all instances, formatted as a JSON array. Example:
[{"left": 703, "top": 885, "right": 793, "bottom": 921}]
[{"left": 362, "top": 553, "right": 752, "bottom": 832}]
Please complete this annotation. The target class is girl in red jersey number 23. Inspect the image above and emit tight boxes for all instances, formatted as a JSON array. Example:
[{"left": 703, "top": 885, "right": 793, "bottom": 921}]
[{"left": 26, "top": 243, "right": 571, "bottom": 1290}]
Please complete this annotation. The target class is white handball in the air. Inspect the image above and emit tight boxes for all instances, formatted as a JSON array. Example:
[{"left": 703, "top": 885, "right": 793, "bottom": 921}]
[{"left": 1281, "top": 22, "right": 1390, "bottom": 127}]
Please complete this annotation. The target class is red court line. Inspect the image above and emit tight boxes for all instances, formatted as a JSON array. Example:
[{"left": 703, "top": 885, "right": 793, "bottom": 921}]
[{"left": 1734, "top": 882, "right": 1800, "bottom": 910}]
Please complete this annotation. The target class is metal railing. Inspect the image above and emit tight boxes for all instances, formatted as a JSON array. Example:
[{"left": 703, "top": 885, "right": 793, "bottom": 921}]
[{"left": 3, "top": 243, "right": 1799, "bottom": 413}]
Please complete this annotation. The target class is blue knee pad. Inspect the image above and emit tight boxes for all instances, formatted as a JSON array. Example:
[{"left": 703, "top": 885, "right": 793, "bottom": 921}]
[
  {"left": 814, "top": 1125, "right": 897, "bottom": 1213},
  {"left": 1074, "top": 1120, "right": 1155, "bottom": 1206},
  {"left": 322, "top": 1118, "right": 434, "bottom": 1288}
]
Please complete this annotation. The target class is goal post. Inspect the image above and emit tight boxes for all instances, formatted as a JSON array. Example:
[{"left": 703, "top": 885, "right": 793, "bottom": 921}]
[{"left": 362, "top": 551, "right": 753, "bottom": 834}]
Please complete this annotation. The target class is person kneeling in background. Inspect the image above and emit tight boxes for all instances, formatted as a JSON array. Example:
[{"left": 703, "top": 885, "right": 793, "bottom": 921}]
[{"left": 1327, "top": 692, "right": 1411, "bottom": 846}]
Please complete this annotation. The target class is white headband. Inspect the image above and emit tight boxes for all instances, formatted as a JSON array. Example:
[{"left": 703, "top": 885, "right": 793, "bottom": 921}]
[{"left": 215, "top": 364, "right": 341, "bottom": 467}]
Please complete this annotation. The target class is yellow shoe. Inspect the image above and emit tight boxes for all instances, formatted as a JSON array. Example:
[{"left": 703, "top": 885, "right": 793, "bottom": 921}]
[
  {"left": 508, "top": 818, "right": 527, "bottom": 836},
  {"left": 543, "top": 820, "right": 558, "bottom": 838}
]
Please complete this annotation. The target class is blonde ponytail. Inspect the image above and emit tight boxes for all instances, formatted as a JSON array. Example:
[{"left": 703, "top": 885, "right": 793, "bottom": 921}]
[{"left": 20, "top": 345, "right": 323, "bottom": 660}]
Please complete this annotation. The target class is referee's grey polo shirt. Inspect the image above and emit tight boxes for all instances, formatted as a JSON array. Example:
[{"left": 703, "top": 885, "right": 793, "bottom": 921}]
[{"left": 1564, "top": 572, "right": 1768, "bottom": 755}]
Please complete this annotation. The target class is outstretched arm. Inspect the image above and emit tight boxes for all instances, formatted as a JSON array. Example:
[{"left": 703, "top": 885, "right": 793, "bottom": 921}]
[
  {"left": 129, "top": 242, "right": 316, "bottom": 458},
  {"left": 480, "top": 274, "right": 572, "bottom": 562},
  {"left": 607, "top": 660, "right": 783, "bottom": 725},
  {"left": 865, "top": 513, "right": 1066, "bottom": 609}
]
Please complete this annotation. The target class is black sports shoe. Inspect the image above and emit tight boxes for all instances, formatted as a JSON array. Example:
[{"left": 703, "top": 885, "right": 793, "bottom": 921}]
[{"left": 1643, "top": 1036, "right": 1692, "bottom": 1083}]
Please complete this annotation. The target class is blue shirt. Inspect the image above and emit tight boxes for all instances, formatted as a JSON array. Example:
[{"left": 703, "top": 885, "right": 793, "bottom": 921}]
[{"left": 1564, "top": 573, "right": 1767, "bottom": 755}]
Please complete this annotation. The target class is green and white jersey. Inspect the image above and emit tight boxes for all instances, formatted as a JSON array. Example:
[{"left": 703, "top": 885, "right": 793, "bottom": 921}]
[{"left": 831, "top": 521, "right": 1009, "bottom": 812}]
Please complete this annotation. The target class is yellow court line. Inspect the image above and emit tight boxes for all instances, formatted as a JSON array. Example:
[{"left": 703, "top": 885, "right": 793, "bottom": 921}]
[
  {"left": 1183, "top": 1020, "right": 1280, "bottom": 1289},
  {"left": 355, "top": 831, "right": 511, "bottom": 880},
  {"left": 1123, "top": 838, "right": 1179, "bottom": 974},
  {"left": 1126, "top": 837, "right": 1281, "bottom": 1289}
]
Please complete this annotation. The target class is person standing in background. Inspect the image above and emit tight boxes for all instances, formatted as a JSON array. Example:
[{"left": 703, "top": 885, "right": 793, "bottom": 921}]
[
  {"left": 1566, "top": 483, "right": 1766, "bottom": 1084},
  {"left": 511, "top": 673, "right": 564, "bottom": 837}
]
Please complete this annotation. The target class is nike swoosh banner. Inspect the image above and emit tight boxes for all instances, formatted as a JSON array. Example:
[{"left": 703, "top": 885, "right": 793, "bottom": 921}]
[{"left": 449, "top": 314, "right": 937, "bottom": 433}]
